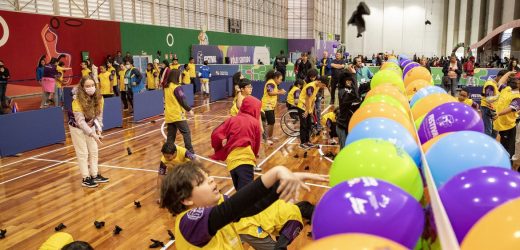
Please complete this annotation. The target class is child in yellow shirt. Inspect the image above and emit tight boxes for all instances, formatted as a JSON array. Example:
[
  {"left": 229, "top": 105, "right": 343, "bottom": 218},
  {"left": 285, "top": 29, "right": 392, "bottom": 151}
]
[
  {"left": 321, "top": 106, "right": 338, "bottom": 144},
  {"left": 182, "top": 64, "right": 192, "bottom": 85},
  {"left": 146, "top": 63, "right": 158, "bottom": 90},
  {"left": 98, "top": 65, "right": 113, "bottom": 98},
  {"left": 156, "top": 141, "right": 196, "bottom": 203}
]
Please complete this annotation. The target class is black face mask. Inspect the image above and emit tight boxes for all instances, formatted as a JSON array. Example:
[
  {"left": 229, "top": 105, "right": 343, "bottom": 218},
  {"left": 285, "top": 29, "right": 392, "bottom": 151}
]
[{"left": 0, "top": 65, "right": 4, "bottom": 68}]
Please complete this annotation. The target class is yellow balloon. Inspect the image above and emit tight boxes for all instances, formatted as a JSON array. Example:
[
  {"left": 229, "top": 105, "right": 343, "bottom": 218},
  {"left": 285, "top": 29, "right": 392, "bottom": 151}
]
[
  {"left": 461, "top": 197, "right": 520, "bottom": 250},
  {"left": 381, "top": 62, "right": 403, "bottom": 76},
  {"left": 302, "top": 233, "right": 408, "bottom": 250},
  {"left": 404, "top": 67, "right": 433, "bottom": 87},
  {"left": 406, "top": 79, "right": 431, "bottom": 100},
  {"left": 411, "top": 93, "right": 457, "bottom": 119},
  {"left": 366, "top": 85, "right": 410, "bottom": 110}
]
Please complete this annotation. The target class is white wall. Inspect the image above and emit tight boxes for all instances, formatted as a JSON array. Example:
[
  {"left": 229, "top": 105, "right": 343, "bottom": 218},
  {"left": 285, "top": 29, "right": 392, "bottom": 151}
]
[{"left": 345, "top": 0, "right": 445, "bottom": 57}]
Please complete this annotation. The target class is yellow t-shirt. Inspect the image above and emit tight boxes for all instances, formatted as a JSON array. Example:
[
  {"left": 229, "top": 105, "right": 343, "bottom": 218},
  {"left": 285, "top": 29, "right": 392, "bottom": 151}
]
[
  {"left": 493, "top": 87, "right": 520, "bottom": 131},
  {"left": 286, "top": 86, "right": 300, "bottom": 106},
  {"left": 39, "top": 232, "right": 74, "bottom": 250},
  {"left": 261, "top": 79, "right": 278, "bottom": 111},
  {"left": 230, "top": 96, "right": 239, "bottom": 116},
  {"left": 119, "top": 69, "right": 127, "bottom": 91},
  {"left": 235, "top": 200, "right": 303, "bottom": 239},
  {"left": 72, "top": 97, "right": 104, "bottom": 113},
  {"left": 321, "top": 111, "right": 336, "bottom": 127},
  {"left": 226, "top": 146, "right": 256, "bottom": 171},
  {"left": 146, "top": 70, "right": 157, "bottom": 89},
  {"left": 182, "top": 70, "right": 191, "bottom": 84},
  {"left": 461, "top": 98, "right": 474, "bottom": 107},
  {"left": 81, "top": 68, "right": 91, "bottom": 77},
  {"left": 56, "top": 66, "right": 64, "bottom": 88},
  {"left": 170, "top": 64, "right": 180, "bottom": 70},
  {"left": 108, "top": 66, "right": 117, "bottom": 86},
  {"left": 160, "top": 146, "right": 191, "bottom": 173},
  {"left": 175, "top": 196, "right": 243, "bottom": 250},
  {"left": 188, "top": 63, "right": 196, "bottom": 78},
  {"left": 165, "top": 83, "right": 187, "bottom": 123},
  {"left": 297, "top": 81, "right": 318, "bottom": 111},
  {"left": 98, "top": 71, "right": 112, "bottom": 95}
]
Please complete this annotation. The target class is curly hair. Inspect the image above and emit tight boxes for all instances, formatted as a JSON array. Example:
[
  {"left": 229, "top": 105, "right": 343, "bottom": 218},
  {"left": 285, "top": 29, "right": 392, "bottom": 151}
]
[
  {"left": 160, "top": 161, "right": 207, "bottom": 215},
  {"left": 77, "top": 76, "right": 102, "bottom": 120}
]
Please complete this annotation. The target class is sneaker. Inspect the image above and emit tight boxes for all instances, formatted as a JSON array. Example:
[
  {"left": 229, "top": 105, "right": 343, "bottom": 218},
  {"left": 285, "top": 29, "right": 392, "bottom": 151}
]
[
  {"left": 299, "top": 143, "right": 310, "bottom": 150},
  {"left": 305, "top": 142, "right": 319, "bottom": 148},
  {"left": 82, "top": 177, "right": 99, "bottom": 188},
  {"left": 266, "top": 139, "right": 274, "bottom": 145},
  {"left": 328, "top": 138, "right": 337, "bottom": 145},
  {"left": 93, "top": 174, "right": 110, "bottom": 183},
  {"left": 271, "top": 137, "right": 280, "bottom": 142},
  {"left": 254, "top": 166, "right": 262, "bottom": 172}
]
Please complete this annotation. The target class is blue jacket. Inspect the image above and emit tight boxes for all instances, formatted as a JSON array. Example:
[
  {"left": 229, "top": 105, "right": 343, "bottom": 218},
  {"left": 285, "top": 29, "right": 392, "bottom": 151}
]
[
  {"left": 355, "top": 66, "right": 373, "bottom": 84},
  {"left": 317, "top": 57, "right": 332, "bottom": 76},
  {"left": 198, "top": 65, "right": 211, "bottom": 79},
  {"left": 125, "top": 67, "right": 143, "bottom": 93},
  {"left": 36, "top": 66, "right": 44, "bottom": 81}
]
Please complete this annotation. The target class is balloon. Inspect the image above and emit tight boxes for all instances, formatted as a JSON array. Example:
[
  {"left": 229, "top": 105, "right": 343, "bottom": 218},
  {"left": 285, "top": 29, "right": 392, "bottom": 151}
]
[
  {"left": 313, "top": 177, "right": 424, "bottom": 248},
  {"left": 330, "top": 139, "right": 423, "bottom": 200},
  {"left": 414, "top": 114, "right": 425, "bottom": 130},
  {"left": 417, "top": 102, "right": 484, "bottom": 144},
  {"left": 404, "top": 67, "right": 433, "bottom": 87},
  {"left": 365, "top": 85, "right": 410, "bottom": 109},
  {"left": 461, "top": 197, "right": 520, "bottom": 250},
  {"left": 371, "top": 70, "right": 405, "bottom": 92},
  {"left": 361, "top": 95, "right": 409, "bottom": 118},
  {"left": 406, "top": 79, "right": 431, "bottom": 100},
  {"left": 348, "top": 103, "right": 417, "bottom": 142},
  {"left": 410, "top": 86, "right": 447, "bottom": 107},
  {"left": 302, "top": 233, "right": 408, "bottom": 250},
  {"left": 346, "top": 118, "right": 421, "bottom": 166},
  {"left": 403, "top": 62, "right": 421, "bottom": 80},
  {"left": 426, "top": 131, "right": 511, "bottom": 188},
  {"left": 381, "top": 62, "right": 403, "bottom": 76},
  {"left": 439, "top": 167, "right": 520, "bottom": 243},
  {"left": 400, "top": 59, "right": 412, "bottom": 68},
  {"left": 411, "top": 93, "right": 457, "bottom": 119},
  {"left": 421, "top": 133, "right": 452, "bottom": 152}
]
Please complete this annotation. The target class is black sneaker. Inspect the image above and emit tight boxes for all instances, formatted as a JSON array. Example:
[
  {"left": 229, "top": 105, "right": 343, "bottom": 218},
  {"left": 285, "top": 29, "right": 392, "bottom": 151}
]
[
  {"left": 82, "top": 177, "right": 99, "bottom": 188},
  {"left": 305, "top": 142, "right": 319, "bottom": 148},
  {"left": 299, "top": 143, "right": 310, "bottom": 150},
  {"left": 93, "top": 174, "right": 110, "bottom": 183}
]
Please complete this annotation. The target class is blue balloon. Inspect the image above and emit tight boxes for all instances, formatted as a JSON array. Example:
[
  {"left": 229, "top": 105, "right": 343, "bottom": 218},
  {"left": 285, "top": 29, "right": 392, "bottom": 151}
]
[
  {"left": 346, "top": 118, "right": 422, "bottom": 167},
  {"left": 410, "top": 86, "right": 447, "bottom": 107},
  {"left": 400, "top": 59, "right": 412, "bottom": 68},
  {"left": 425, "top": 131, "right": 511, "bottom": 188},
  {"left": 399, "top": 55, "right": 409, "bottom": 61}
]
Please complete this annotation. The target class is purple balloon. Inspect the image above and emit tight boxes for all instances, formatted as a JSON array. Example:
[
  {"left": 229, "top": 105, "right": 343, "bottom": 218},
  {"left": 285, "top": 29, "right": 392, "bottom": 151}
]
[
  {"left": 417, "top": 102, "right": 484, "bottom": 144},
  {"left": 312, "top": 178, "right": 424, "bottom": 248},
  {"left": 400, "top": 59, "right": 412, "bottom": 68},
  {"left": 403, "top": 62, "right": 421, "bottom": 79},
  {"left": 439, "top": 166, "right": 520, "bottom": 242}
]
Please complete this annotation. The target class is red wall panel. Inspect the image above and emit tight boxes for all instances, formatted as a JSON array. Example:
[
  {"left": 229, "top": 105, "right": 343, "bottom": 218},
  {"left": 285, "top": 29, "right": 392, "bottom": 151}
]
[{"left": 0, "top": 10, "right": 121, "bottom": 86}]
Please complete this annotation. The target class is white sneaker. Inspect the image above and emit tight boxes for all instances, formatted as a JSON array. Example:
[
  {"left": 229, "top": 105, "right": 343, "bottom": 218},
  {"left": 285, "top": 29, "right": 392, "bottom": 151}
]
[{"left": 254, "top": 166, "right": 262, "bottom": 172}]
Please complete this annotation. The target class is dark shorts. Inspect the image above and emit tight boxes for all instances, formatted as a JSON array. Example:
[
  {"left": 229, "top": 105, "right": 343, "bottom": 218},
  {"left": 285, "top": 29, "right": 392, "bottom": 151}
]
[{"left": 264, "top": 110, "right": 275, "bottom": 125}]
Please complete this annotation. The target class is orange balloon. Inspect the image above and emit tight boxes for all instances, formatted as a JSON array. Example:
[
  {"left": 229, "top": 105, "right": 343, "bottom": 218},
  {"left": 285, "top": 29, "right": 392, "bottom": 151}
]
[
  {"left": 404, "top": 66, "right": 433, "bottom": 87},
  {"left": 365, "top": 85, "right": 410, "bottom": 110},
  {"left": 349, "top": 102, "right": 417, "bottom": 141},
  {"left": 461, "top": 197, "right": 520, "bottom": 250},
  {"left": 411, "top": 93, "right": 457, "bottom": 119},
  {"left": 302, "top": 233, "right": 407, "bottom": 250},
  {"left": 421, "top": 133, "right": 452, "bottom": 152},
  {"left": 405, "top": 79, "right": 431, "bottom": 100}
]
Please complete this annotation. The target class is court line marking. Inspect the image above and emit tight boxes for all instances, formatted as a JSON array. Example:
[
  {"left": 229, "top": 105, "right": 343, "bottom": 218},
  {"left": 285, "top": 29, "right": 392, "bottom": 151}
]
[
  {"left": 289, "top": 142, "right": 338, "bottom": 147},
  {"left": 0, "top": 161, "right": 71, "bottom": 185},
  {"left": 161, "top": 240, "right": 175, "bottom": 250},
  {"left": 0, "top": 100, "right": 230, "bottom": 169}
]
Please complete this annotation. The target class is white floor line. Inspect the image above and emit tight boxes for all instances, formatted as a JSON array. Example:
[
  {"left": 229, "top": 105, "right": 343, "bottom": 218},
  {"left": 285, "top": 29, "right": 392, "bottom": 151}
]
[
  {"left": 288, "top": 142, "right": 338, "bottom": 147},
  {"left": 161, "top": 240, "right": 175, "bottom": 250},
  {"left": 195, "top": 154, "right": 227, "bottom": 167},
  {"left": 0, "top": 161, "right": 72, "bottom": 185},
  {"left": 211, "top": 176, "right": 231, "bottom": 180},
  {"left": 31, "top": 157, "right": 159, "bottom": 173},
  {"left": 1, "top": 100, "right": 223, "bottom": 169},
  {"left": 224, "top": 187, "right": 235, "bottom": 196},
  {"left": 257, "top": 137, "right": 296, "bottom": 167}
]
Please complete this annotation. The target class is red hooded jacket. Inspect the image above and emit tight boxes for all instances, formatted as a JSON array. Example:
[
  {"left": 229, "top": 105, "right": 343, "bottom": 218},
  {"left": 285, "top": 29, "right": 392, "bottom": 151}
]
[{"left": 210, "top": 96, "right": 262, "bottom": 161}]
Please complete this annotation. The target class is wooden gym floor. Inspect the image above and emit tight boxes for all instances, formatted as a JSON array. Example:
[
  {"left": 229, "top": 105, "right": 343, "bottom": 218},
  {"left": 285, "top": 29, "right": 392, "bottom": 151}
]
[{"left": 0, "top": 95, "right": 337, "bottom": 249}]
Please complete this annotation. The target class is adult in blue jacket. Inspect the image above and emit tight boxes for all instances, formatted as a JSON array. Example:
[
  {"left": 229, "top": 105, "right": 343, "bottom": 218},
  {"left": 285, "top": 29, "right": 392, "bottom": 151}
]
[{"left": 124, "top": 60, "right": 143, "bottom": 111}]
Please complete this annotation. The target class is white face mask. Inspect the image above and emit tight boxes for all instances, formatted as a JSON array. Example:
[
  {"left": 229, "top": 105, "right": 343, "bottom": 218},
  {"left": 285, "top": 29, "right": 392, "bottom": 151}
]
[
  {"left": 85, "top": 86, "right": 96, "bottom": 96},
  {"left": 125, "top": 65, "right": 131, "bottom": 69}
]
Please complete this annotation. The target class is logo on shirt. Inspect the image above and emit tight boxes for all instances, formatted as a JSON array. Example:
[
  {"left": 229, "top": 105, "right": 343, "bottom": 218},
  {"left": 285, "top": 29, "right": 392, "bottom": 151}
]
[{"left": 187, "top": 207, "right": 205, "bottom": 220}]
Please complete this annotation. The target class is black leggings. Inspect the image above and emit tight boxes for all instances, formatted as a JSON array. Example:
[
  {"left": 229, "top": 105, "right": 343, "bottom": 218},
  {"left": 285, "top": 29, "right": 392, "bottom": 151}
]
[
  {"left": 499, "top": 126, "right": 516, "bottom": 160},
  {"left": 230, "top": 164, "right": 254, "bottom": 191},
  {"left": 167, "top": 121, "right": 194, "bottom": 153},
  {"left": 298, "top": 108, "right": 312, "bottom": 144}
]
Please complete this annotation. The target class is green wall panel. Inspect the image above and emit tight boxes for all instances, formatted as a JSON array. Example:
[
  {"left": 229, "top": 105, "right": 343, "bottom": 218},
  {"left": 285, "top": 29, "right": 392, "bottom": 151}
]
[{"left": 120, "top": 23, "right": 287, "bottom": 63}]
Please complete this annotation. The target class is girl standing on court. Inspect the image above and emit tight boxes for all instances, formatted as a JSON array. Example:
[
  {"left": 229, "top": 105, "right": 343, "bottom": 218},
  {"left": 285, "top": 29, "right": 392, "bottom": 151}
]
[
  {"left": 230, "top": 79, "right": 253, "bottom": 116},
  {"left": 261, "top": 70, "right": 286, "bottom": 142},
  {"left": 146, "top": 63, "right": 158, "bottom": 90},
  {"left": 68, "top": 76, "right": 109, "bottom": 188},
  {"left": 98, "top": 65, "right": 113, "bottom": 98},
  {"left": 106, "top": 61, "right": 119, "bottom": 96},
  {"left": 41, "top": 58, "right": 59, "bottom": 107},
  {"left": 118, "top": 64, "right": 129, "bottom": 110},
  {"left": 164, "top": 69, "right": 195, "bottom": 153}
]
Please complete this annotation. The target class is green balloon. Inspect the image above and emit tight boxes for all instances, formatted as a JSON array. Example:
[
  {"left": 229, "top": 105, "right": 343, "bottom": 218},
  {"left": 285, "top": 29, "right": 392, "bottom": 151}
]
[
  {"left": 330, "top": 139, "right": 424, "bottom": 201},
  {"left": 384, "top": 63, "right": 403, "bottom": 76},
  {"left": 414, "top": 114, "right": 426, "bottom": 130},
  {"left": 371, "top": 69, "right": 405, "bottom": 92},
  {"left": 361, "top": 94, "right": 409, "bottom": 118}
]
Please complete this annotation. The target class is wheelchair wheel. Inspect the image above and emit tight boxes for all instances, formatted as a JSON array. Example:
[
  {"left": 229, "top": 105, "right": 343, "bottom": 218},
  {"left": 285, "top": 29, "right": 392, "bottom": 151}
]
[{"left": 280, "top": 109, "right": 300, "bottom": 137}]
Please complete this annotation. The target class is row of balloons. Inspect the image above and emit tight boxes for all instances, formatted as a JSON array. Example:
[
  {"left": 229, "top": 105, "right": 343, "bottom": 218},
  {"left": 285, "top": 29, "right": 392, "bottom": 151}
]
[{"left": 303, "top": 56, "right": 520, "bottom": 249}]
